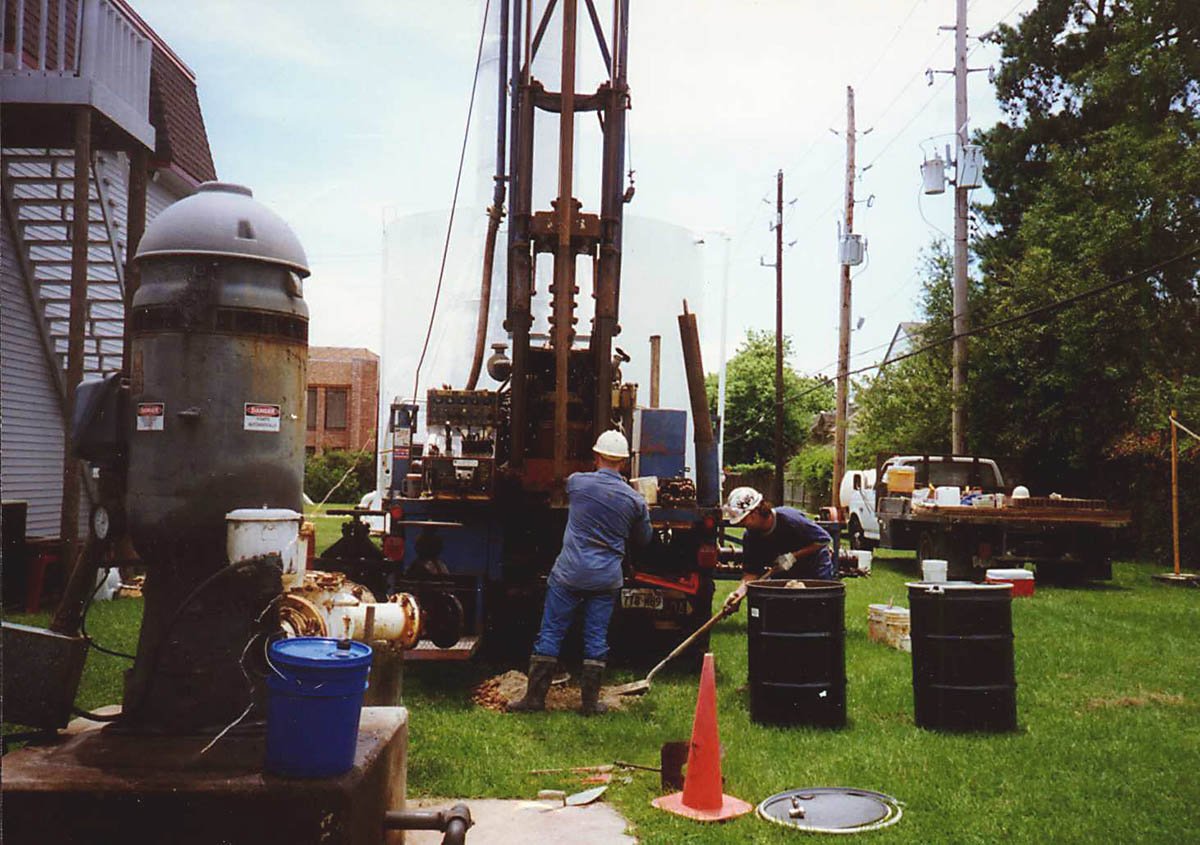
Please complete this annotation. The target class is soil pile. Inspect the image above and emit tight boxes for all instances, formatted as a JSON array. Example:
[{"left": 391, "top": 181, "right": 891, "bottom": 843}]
[{"left": 473, "top": 670, "right": 627, "bottom": 713}]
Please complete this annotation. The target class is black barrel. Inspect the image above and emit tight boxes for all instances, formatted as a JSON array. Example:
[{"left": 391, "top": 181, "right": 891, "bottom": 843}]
[
  {"left": 746, "top": 579, "right": 845, "bottom": 727},
  {"left": 908, "top": 581, "right": 1017, "bottom": 732}
]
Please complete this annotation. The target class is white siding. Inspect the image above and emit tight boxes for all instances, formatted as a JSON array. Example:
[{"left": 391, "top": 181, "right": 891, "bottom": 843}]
[{"left": 1, "top": 213, "right": 68, "bottom": 537}]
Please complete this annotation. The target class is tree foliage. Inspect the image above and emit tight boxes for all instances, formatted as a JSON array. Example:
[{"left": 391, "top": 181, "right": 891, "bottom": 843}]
[
  {"left": 973, "top": 0, "right": 1200, "bottom": 488},
  {"left": 705, "top": 330, "right": 834, "bottom": 467},
  {"left": 851, "top": 243, "right": 959, "bottom": 466},
  {"left": 849, "top": 0, "right": 1200, "bottom": 554},
  {"left": 304, "top": 448, "right": 377, "bottom": 505}
]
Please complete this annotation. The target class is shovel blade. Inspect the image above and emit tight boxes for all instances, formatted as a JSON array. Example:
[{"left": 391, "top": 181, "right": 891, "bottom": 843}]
[{"left": 612, "top": 679, "right": 651, "bottom": 696}]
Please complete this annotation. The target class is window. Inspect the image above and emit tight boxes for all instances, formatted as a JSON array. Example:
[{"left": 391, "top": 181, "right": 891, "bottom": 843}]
[
  {"left": 325, "top": 388, "right": 348, "bottom": 430},
  {"left": 306, "top": 388, "right": 317, "bottom": 430}
]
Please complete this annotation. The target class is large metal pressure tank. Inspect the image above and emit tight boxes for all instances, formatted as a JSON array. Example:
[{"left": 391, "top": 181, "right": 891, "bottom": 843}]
[
  {"left": 121, "top": 182, "right": 310, "bottom": 733},
  {"left": 128, "top": 181, "right": 309, "bottom": 562}
]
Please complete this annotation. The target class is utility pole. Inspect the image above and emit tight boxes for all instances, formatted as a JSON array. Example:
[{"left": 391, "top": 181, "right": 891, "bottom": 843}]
[
  {"left": 832, "top": 86, "right": 856, "bottom": 507},
  {"left": 774, "top": 169, "right": 785, "bottom": 506},
  {"left": 951, "top": 0, "right": 969, "bottom": 454}
]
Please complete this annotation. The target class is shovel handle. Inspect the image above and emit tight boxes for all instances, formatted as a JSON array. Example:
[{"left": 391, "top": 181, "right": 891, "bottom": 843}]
[{"left": 644, "top": 605, "right": 732, "bottom": 684}]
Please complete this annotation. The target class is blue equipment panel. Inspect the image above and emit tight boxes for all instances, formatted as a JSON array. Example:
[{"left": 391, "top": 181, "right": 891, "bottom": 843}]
[{"left": 634, "top": 408, "right": 687, "bottom": 479}]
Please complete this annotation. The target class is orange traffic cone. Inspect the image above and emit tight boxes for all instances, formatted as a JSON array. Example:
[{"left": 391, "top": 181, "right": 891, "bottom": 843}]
[{"left": 651, "top": 652, "right": 753, "bottom": 822}]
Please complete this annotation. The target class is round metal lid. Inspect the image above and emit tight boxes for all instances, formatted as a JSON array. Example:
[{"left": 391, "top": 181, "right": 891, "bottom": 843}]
[
  {"left": 269, "top": 637, "right": 372, "bottom": 668},
  {"left": 757, "top": 787, "right": 902, "bottom": 833},
  {"left": 135, "top": 181, "right": 310, "bottom": 275},
  {"left": 906, "top": 580, "right": 1012, "bottom": 592},
  {"left": 226, "top": 507, "right": 303, "bottom": 522}
]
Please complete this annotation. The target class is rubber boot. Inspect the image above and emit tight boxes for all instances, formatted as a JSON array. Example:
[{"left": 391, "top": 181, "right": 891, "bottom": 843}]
[
  {"left": 506, "top": 655, "right": 556, "bottom": 713},
  {"left": 580, "top": 659, "right": 609, "bottom": 716}
]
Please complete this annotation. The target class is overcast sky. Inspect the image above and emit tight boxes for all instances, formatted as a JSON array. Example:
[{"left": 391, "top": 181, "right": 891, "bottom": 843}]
[{"left": 133, "top": 0, "right": 1033, "bottom": 384}]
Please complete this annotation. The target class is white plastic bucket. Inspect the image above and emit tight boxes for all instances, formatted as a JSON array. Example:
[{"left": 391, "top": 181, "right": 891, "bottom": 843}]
[
  {"left": 934, "top": 486, "right": 962, "bottom": 506},
  {"left": 867, "top": 604, "right": 889, "bottom": 643},
  {"left": 226, "top": 508, "right": 304, "bottom": 588},
  {"left": 921, "top": 558, "right": 949, "bottom": 583},
  {"left": 884, "top": 607, "right": 911, "bottom": 649},
  {"left": 851, "top": 550, "right": 872, "bottom": 572}
]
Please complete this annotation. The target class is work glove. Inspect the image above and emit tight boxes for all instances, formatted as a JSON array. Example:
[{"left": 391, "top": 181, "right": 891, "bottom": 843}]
[{"left": 774, "top": 552, "right": 796, "bottom": 572}]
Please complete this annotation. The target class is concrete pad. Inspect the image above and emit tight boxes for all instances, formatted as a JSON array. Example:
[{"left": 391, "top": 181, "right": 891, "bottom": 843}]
[
  {"left": 406, "top": 798, "right": 637, "bottom": 844},
  {"left": 2, "top": 707, "right": 408, "bottom": 845}
]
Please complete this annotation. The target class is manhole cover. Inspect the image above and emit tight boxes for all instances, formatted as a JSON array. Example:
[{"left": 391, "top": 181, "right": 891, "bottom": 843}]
[{"left": 757, "top": 787, "right": 902, "bottom": 833}]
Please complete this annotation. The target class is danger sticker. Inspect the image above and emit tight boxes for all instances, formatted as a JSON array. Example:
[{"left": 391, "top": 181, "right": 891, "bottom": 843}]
[
  {"left": 137, "top": 402, "right": 165, "bottom": 431},
  {"left": 244, "top": 403, "right": 281, "bottom": 432},
  {"left": 394, "top": 446, "right": 411, "bottom": 460}
]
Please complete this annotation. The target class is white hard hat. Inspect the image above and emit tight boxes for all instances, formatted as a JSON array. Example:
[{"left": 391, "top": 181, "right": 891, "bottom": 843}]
[
  {"left": 1012, "top": 485, "right": 1030, "bottom": 499},
  {"left": 593, "top": 430, "right": 630, "bottom": 459},
  {"left": 723, "top": 486, "right": 763, "bottom": 525}
]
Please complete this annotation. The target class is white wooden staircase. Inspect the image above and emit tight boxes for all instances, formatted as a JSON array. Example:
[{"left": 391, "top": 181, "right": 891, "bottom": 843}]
[{"left": 2, "top": 146, "right": 129, "bottom": 385}]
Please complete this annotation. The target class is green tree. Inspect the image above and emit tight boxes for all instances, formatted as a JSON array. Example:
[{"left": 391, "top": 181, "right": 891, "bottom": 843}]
[
  {"left": 851, "top": 243, "right": 959, "bottom": 465},
  {"left": 705, "top": 330, "right": 834, "bottom": 467},
  {"left": 304, "top": 448, "right": 377, "bottom": 504},
  {"left": 972, "top": 0, "right": 1200, "bottom": 496}
]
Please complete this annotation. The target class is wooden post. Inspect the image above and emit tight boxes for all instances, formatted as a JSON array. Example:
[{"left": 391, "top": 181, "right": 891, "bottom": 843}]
[
  {"left": 833, "top": 86, "right": 856, "bottom": 507},
  {"left": 951, "top": 0, "right": 970, "bottom": 453},
  {"left": 51, "top": 106, "right": 92, "bottom": 634},
  {"left": 773, "top": 169, "right": 784, "bottom": 506},
  {"left": 649, "top": 334, "right": 661, "bottom": 408},
  {"left": 1171, "top": 410, "right": 1180, "bottom": 577}
]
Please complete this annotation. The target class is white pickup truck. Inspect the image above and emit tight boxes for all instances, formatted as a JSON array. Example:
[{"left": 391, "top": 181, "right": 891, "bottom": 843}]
[{"left": 840, "top": 455, "right": 1130, "bottom": 581}]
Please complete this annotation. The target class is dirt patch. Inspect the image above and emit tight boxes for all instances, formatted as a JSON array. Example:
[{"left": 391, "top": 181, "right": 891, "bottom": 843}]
[
  {"left": 472, "top": 670, "right": 628, "bottom": 713},
  {"left": 1085, "top": 691, "right": 1185, "bottom": 710}
]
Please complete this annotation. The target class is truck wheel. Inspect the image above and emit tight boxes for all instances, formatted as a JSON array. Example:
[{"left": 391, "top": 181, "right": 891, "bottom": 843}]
[
  {"left": 917, "top": 530, "right": 947, "bottom": 564},
  {"left": 848, "top": 517, "right": 872, "bottom": 551}
]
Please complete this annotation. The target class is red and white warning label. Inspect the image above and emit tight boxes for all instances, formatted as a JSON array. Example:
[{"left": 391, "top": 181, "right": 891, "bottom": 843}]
[
  {"left": 244, "top": 403, "right": 281, "bottom": 432},
  {"left": 137, "top": 402, "right": 165, "bottom": 431}
]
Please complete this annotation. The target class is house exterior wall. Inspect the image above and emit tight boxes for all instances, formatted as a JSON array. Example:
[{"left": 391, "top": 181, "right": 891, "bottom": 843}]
[
  {"left": 0, "top": 156, "right": 187, "bottom": 537},
  {"left": 1, "top": 211, "right": 69, "bottom": 537},
  {"left": 305, "top": 349, "right": 379, "bottom": 456}
]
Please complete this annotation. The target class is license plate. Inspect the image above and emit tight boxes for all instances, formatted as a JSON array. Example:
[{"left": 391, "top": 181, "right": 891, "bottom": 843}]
[{"left": 621, "top": 588, "right": 664, "bottom": 610}]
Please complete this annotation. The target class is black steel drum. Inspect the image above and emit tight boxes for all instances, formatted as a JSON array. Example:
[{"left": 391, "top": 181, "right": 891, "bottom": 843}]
[
  {"left": 746, "top": 579, "right": 845, "bottom": 727},
  {"left": 908, "top": 581, "right": 1017, "bottom": 732}
]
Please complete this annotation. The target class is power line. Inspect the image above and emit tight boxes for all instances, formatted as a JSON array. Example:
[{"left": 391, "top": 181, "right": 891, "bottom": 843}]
[
  {"left": 792, "top": 246, "right": 1200, "bottom": 401},
  {"left": 411, "top": 0, "right": 492, "bottom": 404}
]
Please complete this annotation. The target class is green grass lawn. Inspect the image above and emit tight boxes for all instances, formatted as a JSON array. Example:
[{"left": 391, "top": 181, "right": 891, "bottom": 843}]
[{"left": 6, "top": 553, "right": 1198, "bottom": 842}]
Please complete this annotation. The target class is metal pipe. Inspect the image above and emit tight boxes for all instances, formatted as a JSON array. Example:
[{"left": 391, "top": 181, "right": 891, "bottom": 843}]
[
  {"left": 678, "top": 303, "right": 718, "bottom": 507},
  {"left": 507, "top": 35, "right": 536, "bottom": 468},
  {"left": 550, "top": 0, "right": 579, "bottom": 490},
  {"left": 466, "top": 0, "right": 510, "bottom": 390},
  {"left": 383, "top": 804, "right": 473, "bottom": 845},
  {"left": 649, "top": 335, "right": 660, "bottom": 408},
  {"left": 51, "top": 106, "right": 93, "bottom": 636}
]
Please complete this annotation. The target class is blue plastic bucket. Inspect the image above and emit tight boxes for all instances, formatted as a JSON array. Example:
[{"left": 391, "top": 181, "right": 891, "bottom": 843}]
[{"left": 265, "top": 637, "right": 373, "bottom": 777}]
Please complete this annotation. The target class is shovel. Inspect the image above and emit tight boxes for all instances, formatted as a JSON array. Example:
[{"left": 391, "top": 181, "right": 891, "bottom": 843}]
[{"left": 612, "top": 561, "right": 788, "bottom": 696}]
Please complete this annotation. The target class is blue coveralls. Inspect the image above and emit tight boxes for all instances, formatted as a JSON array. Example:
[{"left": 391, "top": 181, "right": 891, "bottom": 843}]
[
  {"left": 742, "top": 507, "right": 835, "bottom": 580},
  {"left": 532, "top": 468, "right": 653, "bottom": 661}
]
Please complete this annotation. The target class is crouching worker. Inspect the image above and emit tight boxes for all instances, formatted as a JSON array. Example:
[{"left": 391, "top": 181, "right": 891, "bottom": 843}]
[
  {"left": 720, "top": 486, "right": 835, "bottom": 612},
  {"left": 507, "top": 430, "right": 653, "bottom": 715}
]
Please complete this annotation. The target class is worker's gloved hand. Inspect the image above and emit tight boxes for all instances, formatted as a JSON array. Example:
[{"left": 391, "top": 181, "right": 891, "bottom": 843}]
[
  {"left": 775, "top": 552, "right": 797, "bottom": 572},
  {"left": 723, "top": 584, "right": 748, "bottom": 613}
]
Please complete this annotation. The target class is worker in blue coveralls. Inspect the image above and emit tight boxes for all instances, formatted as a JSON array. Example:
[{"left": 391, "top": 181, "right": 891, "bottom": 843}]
[
  {"left": 507, "top": 430, "right": 653, "bottom": 716},
  {"left": 720, "top": 486, "right": 835, "bottom": 612}
]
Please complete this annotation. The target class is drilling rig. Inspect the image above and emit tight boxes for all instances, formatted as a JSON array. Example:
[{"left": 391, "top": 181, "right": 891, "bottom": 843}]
[{"left": 345, "top": 0, "right": 721, "bottom": 662}]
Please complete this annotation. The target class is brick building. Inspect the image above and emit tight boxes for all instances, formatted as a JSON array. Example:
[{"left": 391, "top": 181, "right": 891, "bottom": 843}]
[{"left": 306, "top": 347, "right": 379, "bottom": 455}]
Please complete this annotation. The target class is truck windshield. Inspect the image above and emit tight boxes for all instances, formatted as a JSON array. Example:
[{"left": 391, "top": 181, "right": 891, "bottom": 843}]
[{"left": 924, "top": 462, "right": 1001, "bottom": 489}]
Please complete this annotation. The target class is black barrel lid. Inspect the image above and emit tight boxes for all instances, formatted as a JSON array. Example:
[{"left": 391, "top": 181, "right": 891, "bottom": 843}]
[{"left": 757, "top": 787, "right": 902, "bottom": 833}]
